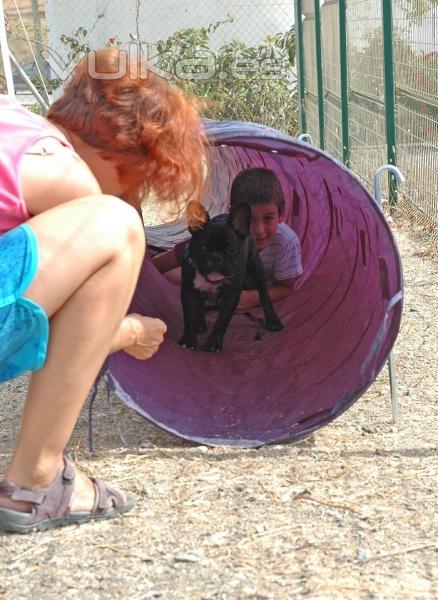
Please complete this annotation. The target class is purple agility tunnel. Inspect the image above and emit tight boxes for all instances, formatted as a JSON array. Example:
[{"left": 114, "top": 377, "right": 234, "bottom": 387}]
[{"left": 105, "top": 120, "right": 403, "bottom": 448}]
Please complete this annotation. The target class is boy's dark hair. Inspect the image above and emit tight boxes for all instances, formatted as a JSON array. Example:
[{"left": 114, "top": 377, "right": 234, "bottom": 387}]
[{"left": 229, "top": 167, "right": 285, "bottom": 212}]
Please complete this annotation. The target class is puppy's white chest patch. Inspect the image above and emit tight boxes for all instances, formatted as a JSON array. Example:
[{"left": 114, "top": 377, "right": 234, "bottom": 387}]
[{"left": 193, "top": 271, "right": 219, "bottom": 297}]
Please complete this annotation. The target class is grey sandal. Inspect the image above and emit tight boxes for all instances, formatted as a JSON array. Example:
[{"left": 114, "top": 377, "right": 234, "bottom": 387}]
[{"left": 0, "top": 458, "right": 135, "bottom": 534}]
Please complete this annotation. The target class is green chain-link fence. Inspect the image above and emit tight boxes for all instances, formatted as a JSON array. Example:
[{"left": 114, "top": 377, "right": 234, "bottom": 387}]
[
  {"left": 295, "top": 0, "right": 438, "bottom": 237},
  {"left": 3, "top": 0, "right": 437, "bottom": 237},
  {"left": 2, "top": 1, "right": 297, "bottom": 133}
]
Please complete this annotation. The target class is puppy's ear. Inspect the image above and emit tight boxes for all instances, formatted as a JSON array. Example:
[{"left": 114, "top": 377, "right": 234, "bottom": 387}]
[
  {"left": 228, "top": 202, "right": 251, "bottom": 238},
  {"left": 187, "top": 200, "right": 210, "bottom": 234}
]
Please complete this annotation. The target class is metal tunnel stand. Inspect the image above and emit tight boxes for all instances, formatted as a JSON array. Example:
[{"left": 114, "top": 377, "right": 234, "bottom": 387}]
[
  {"left": 298, "top": 133, "right": 314, "bottom": 145},
  {"left": 373, "top": 164, "right": 405, "bottom": 424},
  {"left": 297, "top": 136, "right": 404, "bottom": 424}
]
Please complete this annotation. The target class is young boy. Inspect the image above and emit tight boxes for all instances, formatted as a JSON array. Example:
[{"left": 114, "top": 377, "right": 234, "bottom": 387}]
[
  {"left": 156, "top": 167, "right": 303, "bottom": 309},
  {"left": 229, "top": 167, "right": 303, "bottom": 310}
]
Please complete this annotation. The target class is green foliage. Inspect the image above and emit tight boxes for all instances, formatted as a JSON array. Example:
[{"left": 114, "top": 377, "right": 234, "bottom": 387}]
[
  {"left": 27, "top": 102, "right": 43, "bottom": 115},
  {"left": 59, "top": 27, "right": 89, "bottom": 63},
  {"left": 53, "top": 19, "right": 298, "bottom": 135},
  {"left": 156, "top": 20, "right": 298, "bottom": 135},
  {"left": 22, "top": 26, "right": 92, "bottom": 95}
]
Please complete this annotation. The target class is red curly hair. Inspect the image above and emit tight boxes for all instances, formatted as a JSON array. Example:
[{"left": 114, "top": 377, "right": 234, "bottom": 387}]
[{"left": 48, "top": 48, "right": 207, "bottom": 207}]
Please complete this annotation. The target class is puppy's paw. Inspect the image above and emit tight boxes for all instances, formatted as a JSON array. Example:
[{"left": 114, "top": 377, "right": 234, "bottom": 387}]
[
  {"left": 204, "top": 338, "right": 223, "bottom": 352},
  {"left": 178, "top": 335, "right": 197, "bottom": 350},
  {"left": 265, "top": 316, "right": 284, "bottom": 332}
]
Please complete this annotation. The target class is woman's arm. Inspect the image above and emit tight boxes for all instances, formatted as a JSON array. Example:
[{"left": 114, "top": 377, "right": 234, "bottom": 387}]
[{"left": 21, "top": 139, "right": 102, "bottom": 215}]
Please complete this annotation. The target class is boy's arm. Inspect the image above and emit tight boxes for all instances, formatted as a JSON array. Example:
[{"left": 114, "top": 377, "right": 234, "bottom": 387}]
[
  {"left": 236, "top": 277, "right": 296, "bottom": 311},
  {"left": 151, "top": 248, "right": 180, "bottom": 272}
]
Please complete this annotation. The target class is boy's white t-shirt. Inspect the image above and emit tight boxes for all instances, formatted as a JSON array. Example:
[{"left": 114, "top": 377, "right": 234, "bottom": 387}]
[{"left": 259, "top": 223, "right": 303, "bottom": 286}]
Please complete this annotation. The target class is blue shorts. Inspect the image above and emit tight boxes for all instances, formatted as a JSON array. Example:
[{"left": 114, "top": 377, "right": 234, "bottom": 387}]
[{"left": 0, "top": 224, "right": 49, "bottom": 382}]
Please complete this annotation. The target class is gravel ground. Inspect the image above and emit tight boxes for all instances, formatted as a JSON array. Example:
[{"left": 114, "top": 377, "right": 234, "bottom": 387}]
[{"left": 0, "top": 222, "right": 437, "bottom": 600}]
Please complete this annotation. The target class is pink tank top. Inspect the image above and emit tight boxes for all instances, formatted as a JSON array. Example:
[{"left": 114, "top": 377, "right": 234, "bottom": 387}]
[{"left": 0, "top": 95, "right": 73, "bottom": 234}]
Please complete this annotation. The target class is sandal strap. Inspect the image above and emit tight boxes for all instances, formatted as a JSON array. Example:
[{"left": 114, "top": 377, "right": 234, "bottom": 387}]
[
  {"left": 0, "top": 458, "right": 75, "bottom": 525},
  {"left": 91, "top": 477, "right": 125, "bottom": 513},
  {"left": 0, "top": 460, "right": 134, "bottom": 532},
  {"left": 0, "top": 480, "right": 23, "bottom": 498},
  {"left": 11, "top": 487, "right": 47, "bottom": 504}
]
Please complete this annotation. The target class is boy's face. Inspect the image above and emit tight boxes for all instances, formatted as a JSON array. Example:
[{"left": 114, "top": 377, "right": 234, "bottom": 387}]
[{"left": 249, "top": 202, "right": 283, "bottom": 251}]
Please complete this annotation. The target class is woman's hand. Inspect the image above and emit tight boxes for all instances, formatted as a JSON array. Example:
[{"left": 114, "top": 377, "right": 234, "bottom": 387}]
[{"left": 120, "top": 313, "right": 167, "bottom": 360}]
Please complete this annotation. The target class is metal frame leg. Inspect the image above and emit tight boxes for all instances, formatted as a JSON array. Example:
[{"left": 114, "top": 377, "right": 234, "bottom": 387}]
[
  {"left": 298, "top": 133, "right": 314, "bottom": 145},
  {"left": 387, "top": 352, "right": 399, "bottom": 423},
  {"left": 373, "top": 164, "right": 405, "bottom": 424}
]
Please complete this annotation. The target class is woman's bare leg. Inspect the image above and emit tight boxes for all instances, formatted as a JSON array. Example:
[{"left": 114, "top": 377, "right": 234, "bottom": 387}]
[{"left": 3, "top": 195, "right": 166, "bottom": 511}]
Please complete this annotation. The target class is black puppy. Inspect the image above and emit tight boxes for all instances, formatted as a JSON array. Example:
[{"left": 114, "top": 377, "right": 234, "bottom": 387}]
[{"left": 179, "top": 200, "right": 283, "bottom": 352}]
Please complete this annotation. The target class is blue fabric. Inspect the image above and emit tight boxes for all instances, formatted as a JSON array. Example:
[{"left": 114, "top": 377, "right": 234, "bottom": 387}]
[{"left": 0, "top": 224, "right": 49, "bottom": 382}]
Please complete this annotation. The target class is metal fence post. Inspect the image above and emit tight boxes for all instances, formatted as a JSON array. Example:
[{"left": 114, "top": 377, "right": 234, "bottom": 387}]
[
  {"left": 338, "top": 0, "right": 350, "bottom": 166},
  {"left": 314, "top": 0, "right": 325, "bottom": 150},
  {"left": 294, "top": 0, "right": 307, "bottom": 134},
  {"left": 381, "top": 0, "right": 398, "bottom": 206}
]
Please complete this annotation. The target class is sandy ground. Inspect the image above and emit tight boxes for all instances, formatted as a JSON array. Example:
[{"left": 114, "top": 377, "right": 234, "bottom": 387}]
[{"left": 0, "top": 222, "right": 437, "bottom": 600}]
